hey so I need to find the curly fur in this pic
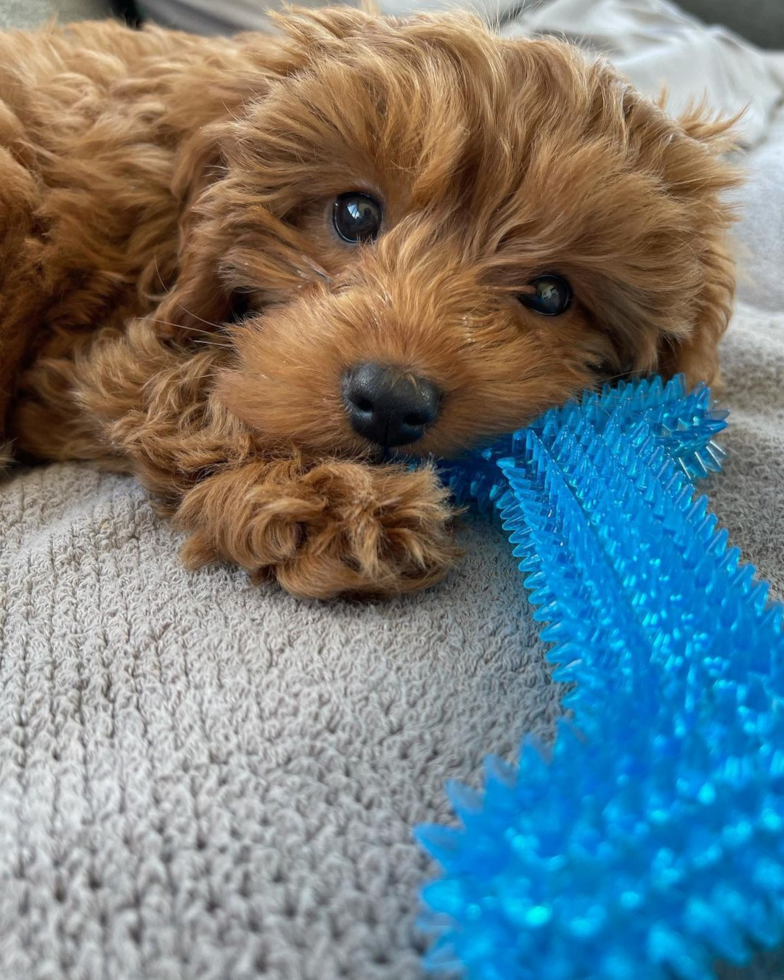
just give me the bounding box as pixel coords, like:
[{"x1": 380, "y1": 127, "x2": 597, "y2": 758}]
[{"x1": 0, "y1": 8, "x2": 739, "y2": 597}]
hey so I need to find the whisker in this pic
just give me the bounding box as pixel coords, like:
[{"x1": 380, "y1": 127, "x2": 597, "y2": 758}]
[
  {"x1": 152, "y1": 253, "x2": 169, "y2": 293},
  {"x1": 192, "y1": 338, "x2": 233, "y2": 350},
  {"x1": 298, "y1": 256, "x2": 333, "y2": 282},
  {"x1": 145, "y1": 317, "x2": 231, "y2": 343},
  {"x1": 176, "y1": 304, "x2": 226, "y2": 331},
  {"x1": 596, "y1": 368, "x2": 635, "y2": 386}
]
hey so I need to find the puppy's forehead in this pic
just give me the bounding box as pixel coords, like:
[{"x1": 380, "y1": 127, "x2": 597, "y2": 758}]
[
  {"x1": 234, "y1": 17, "x2": 713, "y2": 293},
  {"x1": 252, "y1": 30, "x2": 645, "y2": 208}
]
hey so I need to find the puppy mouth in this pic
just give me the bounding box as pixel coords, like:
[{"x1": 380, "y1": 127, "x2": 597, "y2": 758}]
[
  {"x1": 378, "y1": 445, "x2": 424, "y2": 464},
  {"x1": 350, "y1": 425, "x2": 443, "y2": 466},
  {"x1": 354, "y1": 441, "x2": 430, "y2": 466}
]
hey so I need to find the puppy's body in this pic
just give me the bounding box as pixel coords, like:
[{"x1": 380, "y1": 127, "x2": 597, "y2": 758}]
[
  {"x1": 0, "y1": 11, "x2": 737, "y2": 597},
  {"x1": 0, "y1": 21, "x2": 260, "y2": 434}
]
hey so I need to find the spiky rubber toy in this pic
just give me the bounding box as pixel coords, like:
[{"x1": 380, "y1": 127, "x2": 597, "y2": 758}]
[{"x1": 417, "y1": 376, "x2": 784, "y2": 980}]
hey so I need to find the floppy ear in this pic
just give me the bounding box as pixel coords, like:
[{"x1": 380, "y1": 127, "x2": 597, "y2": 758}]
[
  {"x1": 656, "y1": 109, "x2": 741, "y2": 386},
  {"x1": 152, "y1": 59, "x2": 274, "y2": 339},
  {"x1": 657, "y1": 230, "x2": 735, "y2": 387}
]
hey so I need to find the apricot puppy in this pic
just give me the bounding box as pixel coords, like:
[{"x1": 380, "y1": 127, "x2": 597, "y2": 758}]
[{"x1": 0, "y1": 8, "x2": 737, "y2": 598}]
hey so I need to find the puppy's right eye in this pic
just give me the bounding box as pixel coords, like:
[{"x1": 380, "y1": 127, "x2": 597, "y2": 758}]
[
  {"x1": 519, "y1": 274, "x2": 572, "y2": 317},
  {"x1": 333, "y1": 193, "x2": 382, "y2": 244}
]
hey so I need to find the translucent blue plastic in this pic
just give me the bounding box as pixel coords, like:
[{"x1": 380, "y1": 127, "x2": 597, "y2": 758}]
[
  {"x1": 438, "y1": 374, "x2": 727, "y2": 515},
  {"x1": 417, "y1": 375, "x2": 784, "y2": 980}
]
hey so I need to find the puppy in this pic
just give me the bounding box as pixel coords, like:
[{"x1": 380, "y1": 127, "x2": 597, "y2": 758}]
[{"x1": 0, "y1": 8, "x2": 738, "y2": 598}]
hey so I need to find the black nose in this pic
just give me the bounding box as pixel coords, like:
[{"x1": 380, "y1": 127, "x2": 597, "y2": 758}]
[{"x1": 342, "y1": 363, "x2": 441, "y2": 448}]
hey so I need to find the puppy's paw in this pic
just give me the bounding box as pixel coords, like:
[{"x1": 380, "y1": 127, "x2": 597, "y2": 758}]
[{"x1": 176, "y1": 458, "x2": 460, "y2": 598}]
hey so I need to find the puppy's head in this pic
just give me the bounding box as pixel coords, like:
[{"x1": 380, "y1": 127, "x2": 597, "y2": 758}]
[{"x1": 170, "y1": 7, "x2": 739, "y2": 459}]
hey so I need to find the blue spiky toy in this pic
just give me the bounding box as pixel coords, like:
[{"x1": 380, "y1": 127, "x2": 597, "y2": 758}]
[{"x1": 416, "y1": 375, "x2": 784, "y2": 980}]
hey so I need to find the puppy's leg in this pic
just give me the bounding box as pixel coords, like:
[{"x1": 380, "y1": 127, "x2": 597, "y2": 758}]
[
  {"x1": 12, "y1": 316, "x2": 252, "y2": 483},
  {"x1": 175, "y1": 456, "x2": 459, "y2": 599},
  {"x1": 15, "y1": 316, "x2": 458, "y2": 597}
]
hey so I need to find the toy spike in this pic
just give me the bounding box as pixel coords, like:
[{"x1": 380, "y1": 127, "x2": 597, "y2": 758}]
[{"x1": 418, "y1": 376, "x2": 784, "y2": 980}]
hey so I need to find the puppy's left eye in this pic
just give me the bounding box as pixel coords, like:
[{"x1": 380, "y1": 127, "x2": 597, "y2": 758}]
[
  {"x1": 333, "y1": 192, "x2": 382, "y2": 244},
  {"x1": 519, "y1": 274, "x2": 572, "y2": 316},
  {"x1": 228, "y1": 289, "x2": 256, "y2": 324}
]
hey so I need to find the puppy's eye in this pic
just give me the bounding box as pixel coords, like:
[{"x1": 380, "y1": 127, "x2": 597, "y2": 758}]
[
  {"x1": 228, "y1": 289, "x2": 255, "y2": 324},
  {"x1": 519, "y1": 274, "x2": 572, "y2": 316},
  {"x1": 333, "y1": 192, "x2": 382, "y2": 244}
]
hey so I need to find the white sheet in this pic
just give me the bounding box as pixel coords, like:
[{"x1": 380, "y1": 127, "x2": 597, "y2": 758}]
[
  {"x1": 733, "y1": 102, "x2": 784, "y2": 312},
  {"x1": 493, "y1": 0, "x2": 784, "y2": 147}
]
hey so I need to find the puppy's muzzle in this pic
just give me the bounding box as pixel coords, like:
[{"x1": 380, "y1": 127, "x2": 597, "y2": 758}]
[{"x1": 342, "y1": 362, "x2": 441, "y2": 448}]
